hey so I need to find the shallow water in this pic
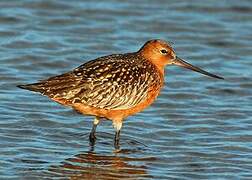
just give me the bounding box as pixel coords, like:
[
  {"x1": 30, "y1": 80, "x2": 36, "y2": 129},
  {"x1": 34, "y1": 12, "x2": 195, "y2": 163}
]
[{"x1": 1, "y1": 0, "x2": 252, "y2": 179}]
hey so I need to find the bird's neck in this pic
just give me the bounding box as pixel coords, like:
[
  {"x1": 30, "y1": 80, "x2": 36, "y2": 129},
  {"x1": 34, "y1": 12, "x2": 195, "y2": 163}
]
[{"x1": 138, "y1": 51, "x2": 166, "y2": 77}]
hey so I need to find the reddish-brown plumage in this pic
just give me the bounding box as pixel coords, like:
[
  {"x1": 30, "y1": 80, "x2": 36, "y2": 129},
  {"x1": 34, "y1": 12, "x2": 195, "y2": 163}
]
[{"x1": 18, "y1": 39, "x2": 223, "y2": 149}]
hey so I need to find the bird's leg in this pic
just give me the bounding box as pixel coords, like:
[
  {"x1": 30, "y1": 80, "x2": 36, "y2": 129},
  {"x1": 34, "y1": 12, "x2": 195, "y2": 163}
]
[
  {"x1": 89, "y1": 116, "x2": 100, "y2": 145},
  {"x1": 113, "y1": 120, "x2": 122, "y2": 150},
  {"x1": 114, "y1": 130, "x2": 121, "y2": 150}
]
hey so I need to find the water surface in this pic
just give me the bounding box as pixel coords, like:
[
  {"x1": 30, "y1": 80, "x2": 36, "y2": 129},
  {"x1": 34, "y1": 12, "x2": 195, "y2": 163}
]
[{"x1": 1, "y1": 0, "x2": 252, "y2": 179}]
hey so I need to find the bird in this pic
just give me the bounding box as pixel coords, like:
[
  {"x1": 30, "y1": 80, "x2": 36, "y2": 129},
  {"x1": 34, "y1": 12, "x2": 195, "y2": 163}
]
[{"x1": 18, "y1": 39, "x2": 224, "y2": 149}]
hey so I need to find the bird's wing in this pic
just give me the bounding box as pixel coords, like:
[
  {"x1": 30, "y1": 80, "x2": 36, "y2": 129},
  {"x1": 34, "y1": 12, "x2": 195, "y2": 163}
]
[
  {"x1": 77, "y1": 57, "x2": 159, "y2": 110},
  {"x1": 26, "y1": 54, "x2": 161, "y2": 110}
]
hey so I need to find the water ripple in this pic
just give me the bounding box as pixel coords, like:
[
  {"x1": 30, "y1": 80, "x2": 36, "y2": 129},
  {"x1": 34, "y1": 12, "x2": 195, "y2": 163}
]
[{"x1": 0, "y1": 0, "x2": 252, "y2": 179}]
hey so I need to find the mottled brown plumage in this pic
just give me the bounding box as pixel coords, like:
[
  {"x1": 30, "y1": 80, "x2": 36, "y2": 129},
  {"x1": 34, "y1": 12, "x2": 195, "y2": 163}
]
[
  {"x1": 29, "y1": 53, "x2": 162, "y2": 110},
  {"x1": 18, "y1": 39, "x2": 223, "y2": 149}
]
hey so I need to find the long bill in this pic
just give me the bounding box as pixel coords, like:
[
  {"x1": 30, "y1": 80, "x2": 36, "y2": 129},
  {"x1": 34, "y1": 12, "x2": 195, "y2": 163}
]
[{"x1": 173, "y1": 57, "x2": 224, "y2": 79}]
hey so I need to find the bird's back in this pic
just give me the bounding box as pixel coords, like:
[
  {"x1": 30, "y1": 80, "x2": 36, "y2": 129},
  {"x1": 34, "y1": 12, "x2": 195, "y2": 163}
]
[{"x1": 18, "y1": 53, "x2": 163, "y2": 110}]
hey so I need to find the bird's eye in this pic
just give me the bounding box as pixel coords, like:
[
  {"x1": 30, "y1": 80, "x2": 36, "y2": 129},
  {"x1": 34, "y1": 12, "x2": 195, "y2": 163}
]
[{"x1": 160, "y1": 49, "x2": 168, "y2": 54}]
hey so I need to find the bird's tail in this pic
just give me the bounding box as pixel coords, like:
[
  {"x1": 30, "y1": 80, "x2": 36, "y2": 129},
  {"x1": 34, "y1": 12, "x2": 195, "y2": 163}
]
[{"x1": 17, "y1": 83, "x2": 44, "y2": 93}]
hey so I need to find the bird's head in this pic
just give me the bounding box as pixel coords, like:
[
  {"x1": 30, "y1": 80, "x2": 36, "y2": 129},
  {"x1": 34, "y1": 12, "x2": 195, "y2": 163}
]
[{"x1": 139, "y1": 39, "x2": 224, "y2": 79}]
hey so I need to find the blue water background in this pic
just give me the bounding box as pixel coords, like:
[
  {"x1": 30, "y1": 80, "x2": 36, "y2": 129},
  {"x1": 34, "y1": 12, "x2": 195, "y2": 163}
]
[{"x1": 0, "y1": 0, "x2": 252, "y2": 179}]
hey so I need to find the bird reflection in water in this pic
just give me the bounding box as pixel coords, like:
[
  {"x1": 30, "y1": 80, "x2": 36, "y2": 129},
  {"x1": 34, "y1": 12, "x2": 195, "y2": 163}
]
[{"x1": 48, "y1": 151, "x2": 154, "y2": 179}]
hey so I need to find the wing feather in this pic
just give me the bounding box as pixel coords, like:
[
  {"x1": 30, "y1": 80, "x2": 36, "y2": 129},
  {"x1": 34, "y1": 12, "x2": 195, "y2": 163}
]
[{"x1": 23, "y1": 53, "x2": 162, "y2": 110}]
